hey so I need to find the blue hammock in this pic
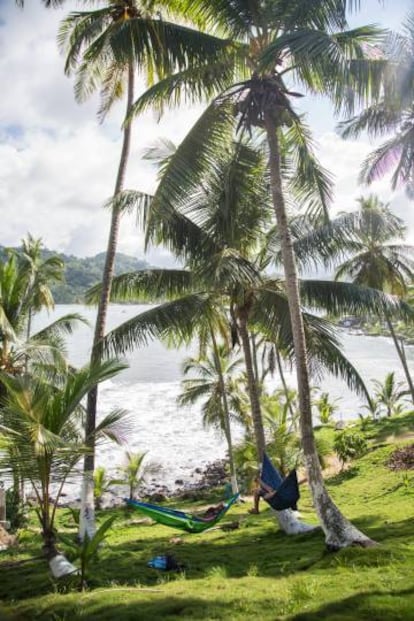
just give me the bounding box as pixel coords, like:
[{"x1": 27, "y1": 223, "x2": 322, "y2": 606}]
[{"x1": 260, "y1": 453, "x2": 299, "y2": 511}]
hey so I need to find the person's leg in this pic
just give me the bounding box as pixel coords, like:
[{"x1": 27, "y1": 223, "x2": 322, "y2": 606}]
[{"x1": 249, "y1": 488, "x2": 260, "y2": 514}]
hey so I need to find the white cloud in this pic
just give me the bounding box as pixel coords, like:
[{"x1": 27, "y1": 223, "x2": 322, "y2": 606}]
[
  {"x1": 0, "y1": 1, "x2": 205, "y2": 262},
  {"x1": 1, "y1": 0, "x2": 413, "y2": 265}
]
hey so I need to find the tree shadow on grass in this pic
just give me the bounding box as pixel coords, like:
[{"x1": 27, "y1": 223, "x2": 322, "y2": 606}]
[
  {"x1": 5, "y1": 594, "x2": 255, "y2": 621},
  {"x1": 364, "y1": 411, "x2": 414, "y2": 443},
  {"x1": 326, "y1": 466, "x2": 360, "y2": 486},
  {"x1": 289, "y1": 586, "x2": 414, "y2": 621},
  {"x1": 0, "y1": 513, "x2": 325, "y2": 603},
  {"x1": 353, "y1": 514, "x2": 414, "y2": 544},
  {"x1": 99, "y1": 514, "x2": 325, "y2": 581}
]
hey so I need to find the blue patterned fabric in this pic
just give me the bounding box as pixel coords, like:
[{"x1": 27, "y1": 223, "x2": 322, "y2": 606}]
[
  {"x1": 260, "y1": 454, "x2": 300, "y2": 511},
  {"x1": 261, "y1": 452, "x2": 283, "y2": 489}
]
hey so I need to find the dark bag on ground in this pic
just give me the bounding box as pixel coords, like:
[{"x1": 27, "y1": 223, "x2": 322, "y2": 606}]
[{"x1": 147, "y1": 554, "x2": 182, "y2": 571}]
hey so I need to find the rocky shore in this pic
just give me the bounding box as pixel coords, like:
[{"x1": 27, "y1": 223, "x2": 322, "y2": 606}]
[{"x1": 56, "y1": 459, "x2": 230, "y2": 510}]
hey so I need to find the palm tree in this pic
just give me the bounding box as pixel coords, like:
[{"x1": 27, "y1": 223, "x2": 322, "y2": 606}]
[
  {"x1": 0, "y1": 248, "x2": 84, "y2": 379},
  {"x1": 372, "y1": 372, "x2": 407, "y2": 417},
  {"x1": 0, "y1": 243, "x2": 86, "y2": 516},
  {"x1": 129, "y1": 0, "x2": 387, "y2": 548},
  {"x1": 339, "y1": 11, "x2": 414, "y2": 197},
  {"x1": 334, "y1": 196, "x2": 414, "y2": 404},
  {"x1": 117, "y1": 450, "x2": 147, "y2": 500},
  {"x1": 261, "y1": 390, "x2": 302, "y2": 476},
  {"x1": 0, "y1": 359, "x2": 127, "y2": 572},
  {"x1": 58, "y1": 0, "x2": 232, "y2": 538},
  {"x1": 178, "y1": 344, "x2": 245, "y2": 494},
  {"x1": 313, "y1": 391, "x2": 339, "y2": 425},
  {"x1": 86, "y1": 136, "x2": 412, "y2": 541},
  {"x1": 14, "y1": 235, "x2": 64, "y2": 342}
]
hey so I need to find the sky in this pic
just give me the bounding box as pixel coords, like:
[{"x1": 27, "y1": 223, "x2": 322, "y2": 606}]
[{"x1": 0, "y1": 0, "x2": 412, "y2": 265}]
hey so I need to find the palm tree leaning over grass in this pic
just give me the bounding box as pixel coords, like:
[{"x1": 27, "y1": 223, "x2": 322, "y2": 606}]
[
  {"x1": 0, "y1": 359, "x2": 127, "y2": 576},
  {"x1": 59, "y1": 0, "x2": 233, "y2": 539},
  {"x1": 86, "y1": 135, "x2": 413, "y2": 538},
  {"x1": 129, "y1": 0, "x2": 388, "y2": 548},
  {"x1": 339, "y1": 11, "x2": 414, "y2": 197}
]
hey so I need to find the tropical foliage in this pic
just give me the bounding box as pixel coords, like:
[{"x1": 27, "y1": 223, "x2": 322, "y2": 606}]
[
  {"x1": 372, "y1": 372, "x2": 408, "y2": 418},
  {"x1": 0, "y1": 246, "x2": 150, "y2": 304},
  {"x1": 334, "y1": 428, "x2": 368, "y2": 469},
  {"x1": 116, "y1": 450, "x2": 147, "y2": 500},
  {"x1": 10, "y1": 0, "x2": 414, "y2": 560},
  {"x1": 58, "y1": 0, "x2": 237, "y2": 537},
  {"x1": 0, "y1": 360, "x2": 127, "y2": 558},
  {"x1": 0, "y1": 238, "x2": 85, "y2": 379},
  {"x1": 127, "y1": 0, "x2": 394, "y2": 548},
  {"x1": 340, "y1": 11, "x2": 414, "y2": 197}
]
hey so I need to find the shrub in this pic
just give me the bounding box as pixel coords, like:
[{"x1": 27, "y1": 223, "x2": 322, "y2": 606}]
[{"x1": 334, "y1": 429, "x2": 368, "y2": 469}]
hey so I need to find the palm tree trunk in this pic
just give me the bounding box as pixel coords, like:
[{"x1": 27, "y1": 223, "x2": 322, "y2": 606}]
[
  {"x1": 210, "y1": 329, "x2": 239, "y2": 494},
  {"x1": 80, "y1": 63, "x2": 135, "y2": 541},
  {"x1": 384, "y1": 311, "x2": 414, "y2": 405},
  {"x1": 24, "y1": 309, "x2": 32, "y2": 375},
  {"x1": 250, "y1": 333, "x2": 261, "y2": 397},
  {"x1": 275, "y1": 347, "x2": 296, "y2": 420},
  {"x1": 264, "y1": 111, "x2": 375, "y2": 549},
  {"x1": 237, "y1": 313, "x2": 266, "y2": 460},
  {"x1": 238, "y1": 312, "x2": 315, "y2": 533}
]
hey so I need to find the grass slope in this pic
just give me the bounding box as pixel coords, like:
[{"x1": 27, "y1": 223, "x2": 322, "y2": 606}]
[{"x1": 1, "y1": 414, "x2": 413, "y2": 621}]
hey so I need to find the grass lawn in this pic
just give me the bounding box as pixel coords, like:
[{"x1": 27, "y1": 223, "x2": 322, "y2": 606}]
[{"x1": 1, "y1": 413, "x2": 414, "y2": 621}]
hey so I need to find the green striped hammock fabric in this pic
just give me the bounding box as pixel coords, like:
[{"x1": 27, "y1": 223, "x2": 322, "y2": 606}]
[{"x1": 127, "y1": 493, "x2": 239, "y2": 534}]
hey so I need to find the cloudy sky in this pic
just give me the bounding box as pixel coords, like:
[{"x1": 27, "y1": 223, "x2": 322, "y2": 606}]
[{"x1": 0, "y1": 0, "x2": 412, "y2": 265}]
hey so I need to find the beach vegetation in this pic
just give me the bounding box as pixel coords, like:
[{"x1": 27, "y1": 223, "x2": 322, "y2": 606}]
[{"x1": 1, "y1": 413, "x2": 414, "y2": 619}]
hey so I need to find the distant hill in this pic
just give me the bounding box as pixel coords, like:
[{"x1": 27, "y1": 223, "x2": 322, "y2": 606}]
[{"x1": 0, "y1": 246, "x2": 150, "y2": 303}]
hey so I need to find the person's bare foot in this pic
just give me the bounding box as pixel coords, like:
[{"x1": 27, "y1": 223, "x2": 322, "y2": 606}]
[{"x1": 248, "y1": 508, "x2": 259, "y2": 514}]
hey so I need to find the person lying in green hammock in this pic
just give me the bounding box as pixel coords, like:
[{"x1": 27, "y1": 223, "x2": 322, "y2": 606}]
[{"x1": 195, "y1": 502, "x2": 225, "y2": 521}]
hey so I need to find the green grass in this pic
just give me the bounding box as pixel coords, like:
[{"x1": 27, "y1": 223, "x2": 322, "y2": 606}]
[{"x1": 1, "y1": 414, "x2": 414, "y2": 621}]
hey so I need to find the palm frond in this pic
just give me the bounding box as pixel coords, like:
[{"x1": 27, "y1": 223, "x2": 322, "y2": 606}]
[
  {"x1": 127, "y1": 56, "x2": 244, "y2": 120},
  {"x1": 104, "y1": 189, "x2": 153, "y2": 229},
  {"x1": 145, "y1": 98, "x2": 235, "y2": 253},
  {"x1": 32, "y1": 313, "x2": 89, "y2": 342},
  {"x1": 282, "y1": 118, "x2": 334, "y2": 221},
  {"x1": 360, "y1": 120, "x2": 414, "y2": 194},
  {"x1": 94, "y1": 409, "x2": 129, "y2": 446},
  {"x1": 85, "y1": 269, "x2": 195, "y2": 304},
  {"x1": 100, "y1": 294, "x2": 214, "y2": 357},
  {"x1": 338, "y1": 102, "x2": 402, "y2": 139},
  {"x1": 300, "y1": 279, "x2": 414, "y2": 322}
]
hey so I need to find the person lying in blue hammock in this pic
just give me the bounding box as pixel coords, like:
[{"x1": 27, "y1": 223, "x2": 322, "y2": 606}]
[
  {"x1": 249, "y1": 475, "x2": 275, "y2": 514},
  {"x1": 249, "y1": 454, "x2": 306, "y2": 514}
]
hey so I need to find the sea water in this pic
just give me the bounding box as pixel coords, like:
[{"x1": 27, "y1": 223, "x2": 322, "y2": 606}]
[{"x1": 32, "y1": 304, "x2": 414, "y2": 492}]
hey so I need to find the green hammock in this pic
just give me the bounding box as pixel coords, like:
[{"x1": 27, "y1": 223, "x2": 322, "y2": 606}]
[{"x1": 127, "y1": 493, "x2": 239, "y2": 534}]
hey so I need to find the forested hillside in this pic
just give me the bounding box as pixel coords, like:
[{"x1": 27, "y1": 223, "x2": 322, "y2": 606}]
[{"x1": 0, "y1": 246, "x2": 149, "y2": 303}]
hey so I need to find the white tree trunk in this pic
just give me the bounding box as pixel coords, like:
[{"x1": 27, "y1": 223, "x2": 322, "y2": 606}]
[
  {"x1": 80, "y1": 64, "x2": 135, "y2": 539},
  {"x1": 264, "y1": 113, "x2": 375, "y2": 549},
  {"x1": 230, "y1": 474, "x2": 239, "y2": 496},
  {"x1": 272, "y1": 508, "x2": 317, "y2": 535},
  {"x1": 79, "y1": 471, "x2": 96, "y2": 541},
  {"x1": 49, "y1": 554, "x2": 79, "y2": 578}
]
